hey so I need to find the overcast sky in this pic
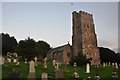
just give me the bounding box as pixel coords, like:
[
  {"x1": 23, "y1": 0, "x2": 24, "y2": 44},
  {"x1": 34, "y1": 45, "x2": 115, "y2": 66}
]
[{"x1": 1, "y1": 2, "x2": 119, "y2": 53}]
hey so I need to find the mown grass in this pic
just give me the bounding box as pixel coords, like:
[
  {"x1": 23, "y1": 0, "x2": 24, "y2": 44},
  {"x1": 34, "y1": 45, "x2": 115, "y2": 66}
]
[{"x1": 2, "y1": 60, "x2": 120, "y2": 79}]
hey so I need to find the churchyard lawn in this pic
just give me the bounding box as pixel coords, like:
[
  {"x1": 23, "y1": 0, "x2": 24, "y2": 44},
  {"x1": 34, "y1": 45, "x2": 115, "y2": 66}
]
[{"x1": 2, "y1": 60, "x2": 120, "y2": 79}]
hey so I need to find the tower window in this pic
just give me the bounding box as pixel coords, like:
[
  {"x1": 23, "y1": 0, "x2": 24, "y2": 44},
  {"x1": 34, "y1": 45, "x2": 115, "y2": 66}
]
[{"x1": 87, "y1": 25, "x2": 89, "y2": 28}]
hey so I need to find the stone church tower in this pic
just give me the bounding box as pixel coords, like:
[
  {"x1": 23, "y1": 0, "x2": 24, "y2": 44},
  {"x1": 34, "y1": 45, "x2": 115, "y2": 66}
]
[{"x1": 72, "y1": 11, "x2": 100, "y2": 65}]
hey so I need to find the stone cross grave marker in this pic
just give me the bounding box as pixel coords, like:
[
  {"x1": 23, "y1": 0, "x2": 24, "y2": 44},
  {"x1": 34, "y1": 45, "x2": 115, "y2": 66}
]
[
  {"x1": 41, "y1": 72, "x2": 48, "y2": 80},
  {"x1": 55, "y1": 62, "x2": 61, "y2": 70},
  {"x1": 73, "y1": 62, "x2": 79, "y2": 78}
]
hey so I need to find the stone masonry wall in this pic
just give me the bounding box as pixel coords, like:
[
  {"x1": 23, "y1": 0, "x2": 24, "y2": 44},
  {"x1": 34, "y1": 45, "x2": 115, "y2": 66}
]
[{"x1": 72, "y1": 11, "x2": 100, "y2": 64}]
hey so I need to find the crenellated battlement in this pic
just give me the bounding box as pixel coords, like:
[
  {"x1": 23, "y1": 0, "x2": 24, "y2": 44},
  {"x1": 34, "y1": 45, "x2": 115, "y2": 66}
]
[
  {"x1": 79, "y1": 11, "x2": 92, "y2": 16},
  {"x1": 72, "y1": 10, "x2": 93, "y2": 16}
]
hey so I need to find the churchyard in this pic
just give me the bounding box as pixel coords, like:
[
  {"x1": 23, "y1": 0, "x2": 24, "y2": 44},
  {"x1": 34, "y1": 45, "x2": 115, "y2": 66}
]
[{"x1": 1, "y1": 53, "x2": 120, "y2": 79}]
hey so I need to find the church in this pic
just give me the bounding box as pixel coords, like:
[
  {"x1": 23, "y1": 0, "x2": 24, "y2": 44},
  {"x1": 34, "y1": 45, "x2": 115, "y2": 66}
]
[
  {"x1": 47, "y1": 42, "x2": 71, "y2": 64},
  {"x1": 47, "y1": 11, "x2": 100, "y2": 65}
]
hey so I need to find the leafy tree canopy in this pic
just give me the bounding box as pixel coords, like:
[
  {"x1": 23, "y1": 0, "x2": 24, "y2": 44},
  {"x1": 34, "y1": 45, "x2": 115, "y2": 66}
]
[
  {"x1": 1, "y1": 33, "x2": 18, "y2": 55},
  {"x1": 99, "y1": 47, "x2": 120, "y2": 63}
]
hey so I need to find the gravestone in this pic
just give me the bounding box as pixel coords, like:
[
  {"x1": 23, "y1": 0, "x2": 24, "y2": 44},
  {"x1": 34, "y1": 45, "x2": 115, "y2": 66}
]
[
  {"x1": 28, "y1": 60, "x2": 36, "y2": 79},
  {"x1": 43, "y1": 57, "x2": 47, "y2": 68},
  {"x1": 112, "y1": 63, "x2": 115, "y2": 67},
  {"x1": 103, "y1": 62, "x2": 105, "y2": 67},
  {"x1": 34, "y1": 57, "x2": 38, "y2": 66},
  {"x1": 108, "y1": 62, "x2": 111, "y2": 66},
  {"x1": 64, "y1": 60, "x2": 69, "y2": 72},
  {"x1": 7, "y1": 52, "x2": 10, "y2": 57},
  {"x1": 41, "y1": 72, "x2": 48, "y2": 80},
  {"x1": 86, "y1": 63, "x2": 90, "y2": 73},
  {"x1": 105, "y1": 62, "x2": 108, "y2": 67},
  {"x1": 115, "y1": 63, "x2": 118, "y2": 69},
  {"x1": 25, "y1": 59, "x2": 27, "y2": 63},
  {"x1": 29, "y1": 60, "x2": 35, "y2": 73},
  {"x1": 8, "y1": 69, "x2": 20, "y2": 78},
  {"x1": 73, "y1": 72, "x2": 79, "y2": 78},
  {"x1": 14, "y1": 53, "x2": 18, "y2": 57},
  {"x1": 55, "y1": 62, "x2": 61, "y2": 70},
  {"x1": 13, "y1": 59, "x2": 17, "y2": 63},
  {"x1": 52, "y1": 60, "x2": 56, "y2": 66},
  {"x1": 2, "y1": 57, "x2": 4, "y2": 64},
  {"x1": 16, "y1": 62, "x2": 19, "y2": 65},
  {"x1": 28, "y1": 73, "x2": 36, "y2": 80},
  {"x1": 55, "y1": 69, "x2": 64, "y2": 78},
  {"x1": 7, "y1": 58, "x2": 11, "y2": 62},
  {"x1": 73, "y1": 62, "x2": 79, "y2": 78},
  {"x1": 4, "y1": 58, "x2": 8, "y2": 64}
]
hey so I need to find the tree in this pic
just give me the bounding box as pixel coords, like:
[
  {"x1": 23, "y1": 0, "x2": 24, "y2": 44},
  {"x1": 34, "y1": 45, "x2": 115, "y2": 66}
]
[
  {"x1": 17, "y1": 37, "x2": 51, "y2": 60},
  {"x1": 17, "y1": 37, "x2": 37, "y2": 60},
  {"x1": 36, "y1": 40, "x2": 50, "y2": 59},
  {"x1": 70, "y1": 52, "x2": 89, "y2": 66},
  {"x1": 1, "y1": 33, "x2": 18, "y2": 55},
  {"x1": 99, "y1": 47, "x2": 117, "y2": 63}
]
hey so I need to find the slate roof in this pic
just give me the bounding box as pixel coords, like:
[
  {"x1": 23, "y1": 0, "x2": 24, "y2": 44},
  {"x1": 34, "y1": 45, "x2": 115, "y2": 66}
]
[{"x1": 47, "y1": 44, "x2": 71, "y2": 54}]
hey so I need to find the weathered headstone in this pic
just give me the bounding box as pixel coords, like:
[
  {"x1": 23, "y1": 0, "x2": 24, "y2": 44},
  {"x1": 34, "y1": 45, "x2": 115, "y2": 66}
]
[
  {"x1": 64, "y1": 60, "x2": 69, "y2": 72},
  {"x1": 2, "y1": 57, "x2": 4, "y2": 64},
  {"x1": 15, "y1": 53, "x2": 18, "y2": 57},
  {"x1": 108, "y1": 62, "x2": 111, "y2": 66},
  {"x1": 16, "y1": 62, "x2": 20, "y2": 65},
  {"x1": 29, "y1": 60, "x2": 35, "y2": 73},
  {"x1": 55, "y1": 70, "x2": 64, "y2": 78},
  {"x1": 105, "y1": 62, "x2": 108, "y2": 67},
  {"x1": 73, "y1": 72, "x2": 79, "y2": 78},
  {"x1": 41, "y1": 72, "x2": 48, "y2": 80},
  {"x1": 13, "y1": 59, "x2": 17, "y2": 63},
  {"x1": 8, "y1": 69, "x2": 20, "y2": 78},
  {"x1": 115, "y1": 63, "x2": 118, "y2": 69},
  {"x1": 43, "y1": 57, "x2": 47, "y2": 68},
  {"x1": 34, "y1": 57, "x2": 38, "y2": 66},
  {"x1": 86, "y1": 63, "x2": 90, "y2": 73},
  {"x1": 7, "y1": 58, "x2": 11, "y2": 62},
  {"x1": 25, "y1": 59, "x2": 27, "y2": 63},
  {"x1": 103, "y1": 62, "x2": 106, "y2": 67},
  {"x1": 55, "y1": 62, "x2": 61, "y2": 70},
  {"x1": 28, "y1": 73, "x2": 36, "y2": 80},
  {"x1": 112, "y1": 63, "x2": 115, "y2": 67},
  {"x1": 52, "y1": 60, "x2": 56, "y2": 66},
  {"x1": 7, "y1": 52, "x2": 10, "y2": 57},
  {"x1": 28, "y1": 60, "x2": 36, "y2": 79}
]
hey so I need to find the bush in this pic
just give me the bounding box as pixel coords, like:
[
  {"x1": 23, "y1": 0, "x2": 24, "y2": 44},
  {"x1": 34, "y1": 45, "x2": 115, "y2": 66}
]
[{"x1": 70, "y1": 53, "x2": 89, "y2": 66}]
